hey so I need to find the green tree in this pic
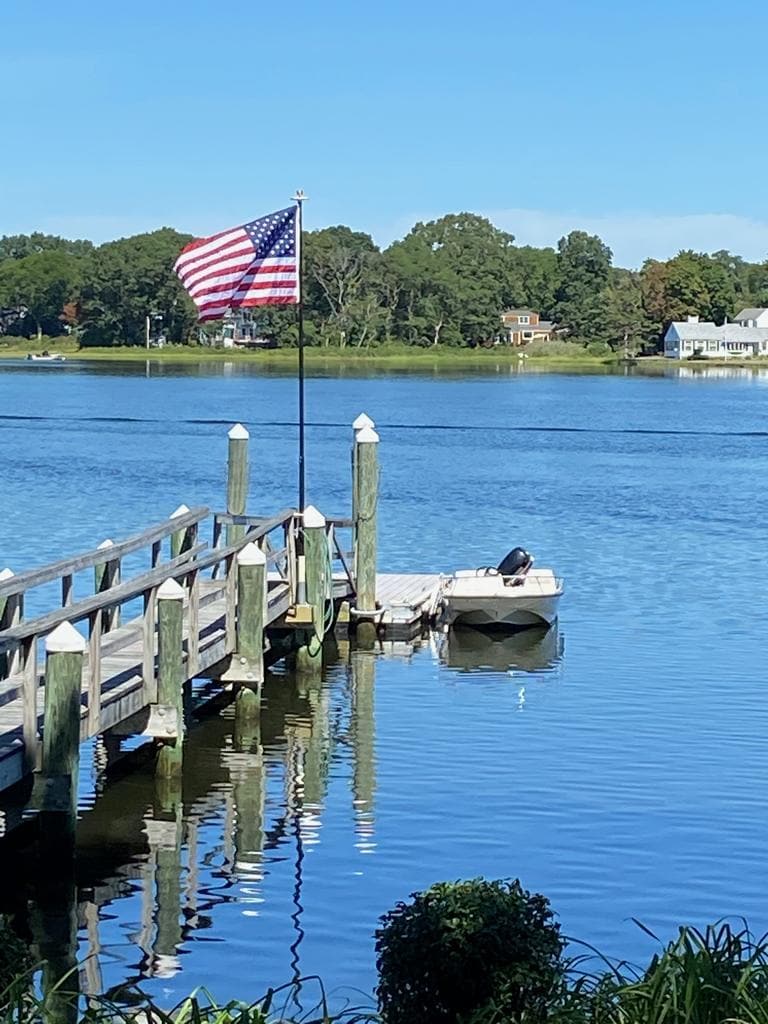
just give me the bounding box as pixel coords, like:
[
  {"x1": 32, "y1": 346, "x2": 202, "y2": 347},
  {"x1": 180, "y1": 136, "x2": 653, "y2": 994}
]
[
  {"x1": 600, "y1": 270, "x2": 646, "y2": 351},
  {"x1": 80, "y1": 228, "x2": 196, "y2": 345},
  {"x1": 505, "y1": 245, "x2": 559, "y2": 317},
  {"x1": 0, "y1": 233, "x2": 93, "y2": 262},
  {"x1": 554, "y1": 230, "x2": 613, "y2": 341},
  {"x1": 387, "y1": 213, "x2": 516, "y2": 346},
  {"x1": 0, "y1": 250, "x2": 82, "y2": 338},
  {"x1": 304, "y1": 226, "x2": 384, "y2": 347}
]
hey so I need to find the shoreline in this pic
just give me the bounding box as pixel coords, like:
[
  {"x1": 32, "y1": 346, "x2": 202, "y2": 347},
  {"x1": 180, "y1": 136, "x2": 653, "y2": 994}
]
[{"x1": 3, "y1": 344, "x2": 768, "y2": 373}]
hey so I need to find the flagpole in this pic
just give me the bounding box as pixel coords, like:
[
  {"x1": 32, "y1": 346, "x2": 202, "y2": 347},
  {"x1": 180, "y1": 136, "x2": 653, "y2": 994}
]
[{"x1": 292, "y1": 189, "x2": 307, "y2": 512}]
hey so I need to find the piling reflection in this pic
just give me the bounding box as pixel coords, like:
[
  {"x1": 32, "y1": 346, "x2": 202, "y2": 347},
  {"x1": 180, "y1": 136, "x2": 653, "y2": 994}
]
[
  {"x1": 439, "y1": 624, "x2": 563, "y2": 674},
  {"x1": 349, "y1": 649, "x2": 376, "y2": 852},
  {"x1": 3, "y1": 640, "x2": 379, "y2": 1006}
]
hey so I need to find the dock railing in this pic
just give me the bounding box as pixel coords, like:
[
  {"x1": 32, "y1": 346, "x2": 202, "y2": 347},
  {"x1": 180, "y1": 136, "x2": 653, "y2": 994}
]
[{"x1": 0, "y1": 507, "x2": 299, "y2": 779}]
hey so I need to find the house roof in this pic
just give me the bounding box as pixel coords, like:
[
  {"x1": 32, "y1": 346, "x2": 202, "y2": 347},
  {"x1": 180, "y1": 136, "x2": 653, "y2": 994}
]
[
  {"x1": 502, "y1": 309, "x2": 538, "y2": 316},
  {"x1": 667, "y1": 321, "x2": 768, "y2": 343},
  {"x1": 668, "y1": 321, "x2": 722, "y2": 340},
  {"x1": 734, "y1": 308, "x2": 768, "y2": 321},
  {"x1": 507, "y1": 321, "x2": 554, "y2": 331}
]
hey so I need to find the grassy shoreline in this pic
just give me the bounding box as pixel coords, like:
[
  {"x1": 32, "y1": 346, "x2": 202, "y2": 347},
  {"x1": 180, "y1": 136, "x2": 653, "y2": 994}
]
[
  {"x1": 3, "y1": 342, "x2": 768, "y2": 372},
  {"x1": 0, "y1": 340, "x2": 607, "y2": 365}
]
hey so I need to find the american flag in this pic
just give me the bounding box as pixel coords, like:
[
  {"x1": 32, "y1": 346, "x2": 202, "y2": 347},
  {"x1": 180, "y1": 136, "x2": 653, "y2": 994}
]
[{"x1": 174, "y1": 206, "x2": 299, "y2": 322}]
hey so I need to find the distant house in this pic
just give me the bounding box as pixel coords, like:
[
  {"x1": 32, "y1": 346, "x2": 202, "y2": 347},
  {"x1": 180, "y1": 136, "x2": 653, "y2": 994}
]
[
  {"x1": 733, "y1": 308, "x2": 768, "y2": 328},
  {"x1": 207, "y1": 311, "x2": 277, "y2": 349},
  {"x1": 501, "y1": 309, "x2": 556, "y2": 346},
  {"x1": 664, "y1": 312, "x2": 768, "y2": 359}
]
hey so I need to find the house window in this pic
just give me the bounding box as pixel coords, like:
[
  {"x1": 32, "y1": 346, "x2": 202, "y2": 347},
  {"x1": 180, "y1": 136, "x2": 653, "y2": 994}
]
[
  {"x1": 518, "y1": 315, "x2": 530, "y2": 325},
  {"x1": 707, "y1": 341, "x2": 717, "y2": 351},
  {"x1": 523, "y1": 331, "x2": 533, "y2": 340}
]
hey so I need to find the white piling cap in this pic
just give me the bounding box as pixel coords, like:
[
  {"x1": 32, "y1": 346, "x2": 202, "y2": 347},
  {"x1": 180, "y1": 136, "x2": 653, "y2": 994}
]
[
  {"x1": 169, "y1": 504, "x2": 190, "y2": 519},
  {"x1": 46, "y1": 622, "x2": 86, "y2": 654},
  {"x1": 97, "y1": 538, "x2": 114, "y2": 550},
  {"x1": 353, "y1": 413, "x2": 375, "y2": 431},
  {"x1": 228, "y1": 423, "x2": 249, "y2": 440},
  {"x1": 356, "y1": 426, "x2": 380, "y2": 444},
  {"x1": 0, "y1": 568, "x2": 14, "y2": 581},
  {"x1": 302, "y1": 504, "x2": 326, "y2": 528},
  {"x1": 157, "y1": 578, "x2": 185, "y2": 600},
  {"x1": 237, "y1": 541, "x2": 266, "y2": 566}
]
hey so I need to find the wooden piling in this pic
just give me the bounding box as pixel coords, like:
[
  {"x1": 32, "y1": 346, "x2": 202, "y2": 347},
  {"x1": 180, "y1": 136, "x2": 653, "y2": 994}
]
[
  {"x1": 354, "y1": 425, "x2": 380, "y2": 642},
  {"x1": 296, "y1": 505, "x2": 327, "y2": 673},
  {"x1": 156, "y1": 578, "x2": 185, "y2": 778},
  {"x1": 351, "y1": 413, "x2": 375, "y2": 535},
  {"x1": 227, "y1": 423, "x2": 249, "y2": 545},
  {"x1": 94, "y1": 539, "x2": 120, "y2": 631},
  {"x1": 40, "y1": 622, "x2": 86, "y2": 849},
  {"x1": 233, "y1": 542, "x2": 266, "y2": 721}
]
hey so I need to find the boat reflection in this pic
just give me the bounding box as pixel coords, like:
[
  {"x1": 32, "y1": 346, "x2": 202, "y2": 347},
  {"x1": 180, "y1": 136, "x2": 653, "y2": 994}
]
[{"x1": 439, "y1": 624, "x2": 563, "y2": 674}]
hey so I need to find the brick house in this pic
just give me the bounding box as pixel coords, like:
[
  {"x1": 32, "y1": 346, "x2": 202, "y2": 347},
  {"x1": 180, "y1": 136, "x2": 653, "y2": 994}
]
[{"x1": 501, "y1": 309, "x2": 555, "y2": 346}]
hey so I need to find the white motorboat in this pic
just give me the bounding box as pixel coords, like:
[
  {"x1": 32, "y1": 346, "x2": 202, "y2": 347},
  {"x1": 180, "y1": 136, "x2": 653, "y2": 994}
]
[
  {"x1": 440, "y1": 547, "x2": 563, "y2": 630},
  {"x1": 26, "y1": 352, "x2": 66, "y2": 362}
]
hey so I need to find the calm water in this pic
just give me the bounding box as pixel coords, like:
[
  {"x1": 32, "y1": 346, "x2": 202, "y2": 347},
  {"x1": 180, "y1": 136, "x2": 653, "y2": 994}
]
[{"x1": 1, "y1": 358, "x2": 768, "y2": 1006}]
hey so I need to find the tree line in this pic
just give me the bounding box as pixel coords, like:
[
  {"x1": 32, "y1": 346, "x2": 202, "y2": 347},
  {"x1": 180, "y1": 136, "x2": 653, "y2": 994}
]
[{"x1": 1, "y1": 216, "x2": 767, "y2": 351}]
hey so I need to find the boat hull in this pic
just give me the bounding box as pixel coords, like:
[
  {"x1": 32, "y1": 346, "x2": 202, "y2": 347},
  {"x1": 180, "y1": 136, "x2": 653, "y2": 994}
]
[{"x1": 441, "y1": 569, "x2": 562, "y2": 629}]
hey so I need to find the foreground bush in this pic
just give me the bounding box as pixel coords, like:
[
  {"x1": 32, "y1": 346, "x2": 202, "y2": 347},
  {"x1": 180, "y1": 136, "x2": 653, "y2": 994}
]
[{"x1": 375, "y1": 878, "x2": 565, "y2": 1024}]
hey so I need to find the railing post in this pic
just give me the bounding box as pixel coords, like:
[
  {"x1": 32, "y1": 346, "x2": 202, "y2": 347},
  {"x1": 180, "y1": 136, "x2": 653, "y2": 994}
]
[
  {"x1": 40, "y1": 622, "x2": 86, "y2": 851},
  {"x1": 94, "y1": 538, "x2": 121, "y2": 631},
  {"x1": 0, "y1": 567, "x2": 16, "y2": 679},
  {"x1": 296, "y1": 505, "x2": 327, "y2": 674},
  {"x1": 353, "y1": 425, "x2": 380, "y2": 644},
  {"x1": 227, "y1": 423, "x2": 250, "y2": 545},
  {"x1": 169, "y1": 505, "x2": 191, "y2": 559},
  {"x1": 156, "y1": 579, "x2": 185, "y2": 779}
]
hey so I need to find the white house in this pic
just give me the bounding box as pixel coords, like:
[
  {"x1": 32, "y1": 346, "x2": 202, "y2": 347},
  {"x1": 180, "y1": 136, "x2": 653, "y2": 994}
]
[
  {"x1": 664, "y1": 312, "x2": 768, "y2": 359},
  {"x1": 734, "y1": 308, "x2": 768, "y2": 328}
]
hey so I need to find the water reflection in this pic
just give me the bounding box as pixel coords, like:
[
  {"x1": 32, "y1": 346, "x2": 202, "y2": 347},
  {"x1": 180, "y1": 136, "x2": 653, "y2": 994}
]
[
  {"x1": 438, "y1": 624, "x2": 563, "y2": 674},
  {"x1": 2, "y1": 642, "x2": 380, "y2": 1004}
]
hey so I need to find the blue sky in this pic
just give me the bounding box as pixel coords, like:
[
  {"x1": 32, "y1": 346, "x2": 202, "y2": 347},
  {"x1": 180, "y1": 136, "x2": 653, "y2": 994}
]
[{"x1": 2, "y1": 0, "x2": 767, "y2": 267}]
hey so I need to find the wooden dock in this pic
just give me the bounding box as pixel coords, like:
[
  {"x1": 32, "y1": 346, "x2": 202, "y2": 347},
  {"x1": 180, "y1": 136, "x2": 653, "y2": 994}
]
[{"x1": 0, "y1": 417, "x2": 445, "y2": 833}]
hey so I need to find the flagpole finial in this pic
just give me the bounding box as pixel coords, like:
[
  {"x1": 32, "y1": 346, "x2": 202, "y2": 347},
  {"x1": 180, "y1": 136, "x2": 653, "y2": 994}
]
[{"x1": 292, "y1": 189, "x2": 308, "y2": 203}]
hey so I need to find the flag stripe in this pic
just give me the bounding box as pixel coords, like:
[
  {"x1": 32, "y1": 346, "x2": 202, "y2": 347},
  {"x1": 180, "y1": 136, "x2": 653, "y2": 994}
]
[
  {"x1": 174, "y1": 227, "x2": 247, "y2": 270},
  {"x1": 199, "y1": 290, "x2": 299, "y2": 317},
  {"x1": 188, "y1": 267, "x2": 297, "y2": 300},
  {"x1": 183, "y1": 256, "x2": 295, "y2": 293},
  {"x1": 197, "y1": 283, "x2": 298, "y2": 312},
  {"x1": 176, "y1": 240, "x2": 255, "y2": 284}
]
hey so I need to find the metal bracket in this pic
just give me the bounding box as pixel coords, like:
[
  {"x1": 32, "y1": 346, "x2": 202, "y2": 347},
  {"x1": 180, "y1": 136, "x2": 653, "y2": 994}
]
[
  {"x1": 109, "y1": 703, "x2": 179, "y2": 739},
  {"x1": 282, "y1": 603, "x2": 315, "y2": 626},
  {"x1": 216, "y1": 654, "x2": 264, "y2": 685}
]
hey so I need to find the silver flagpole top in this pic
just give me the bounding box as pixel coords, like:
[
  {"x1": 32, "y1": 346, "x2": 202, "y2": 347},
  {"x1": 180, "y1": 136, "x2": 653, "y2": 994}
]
[{"x1": 292, "y1": 189, "x2": 308, "y2": 202}]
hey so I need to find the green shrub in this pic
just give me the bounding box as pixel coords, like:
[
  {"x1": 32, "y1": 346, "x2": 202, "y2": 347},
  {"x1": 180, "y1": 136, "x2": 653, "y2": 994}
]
[
  {"x1": 521, "y1": 340, "x2": 596, "y2": 359},
  {"x1": 375, "y1": 878, "x2": 566, "y2": 1024}
]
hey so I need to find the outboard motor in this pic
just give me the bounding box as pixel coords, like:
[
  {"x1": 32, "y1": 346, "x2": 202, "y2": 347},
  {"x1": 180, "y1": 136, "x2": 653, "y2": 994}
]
[{"x1": 496, "y1": 547, "x2": 533, "y2": 577}]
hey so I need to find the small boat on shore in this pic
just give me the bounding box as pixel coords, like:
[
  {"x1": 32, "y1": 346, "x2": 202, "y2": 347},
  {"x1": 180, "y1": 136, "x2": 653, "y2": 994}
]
[
  {"x1": 26, "y1": 351, "x2": 66, "y2": 362},
  {"x1": 440, "y1": 547, "x2": 563, "y2": 630}
]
